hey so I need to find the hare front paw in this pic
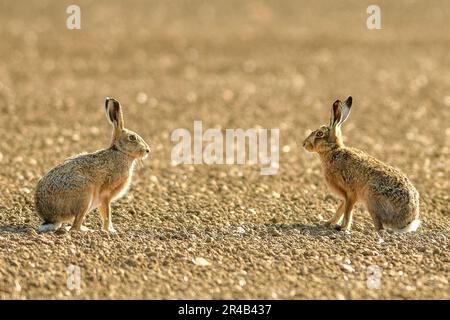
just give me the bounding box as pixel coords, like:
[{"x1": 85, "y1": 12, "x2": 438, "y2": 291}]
[
  {"x1": 102, "y1": 226, "x2": 117, "y2": 234},
  {"x1": 70, "y1": 225, "x2": 91, "y2": 232},
  {"x1": 323, "y1": 220, "x2": 340, "y2": 229},
  {"x1": 108, "y1": 227, "x2": 117, "y2": 234},
  {"x1": 334, "y1": 224, "x2": 351, "y2": 233}
]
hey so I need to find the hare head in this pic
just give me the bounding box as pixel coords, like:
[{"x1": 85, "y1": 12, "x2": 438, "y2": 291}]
[
  {"x1": 303, "y1": 96, "x2": 352, "y2": 153},
  {"x1": 105, "y1": 97, "x2": 150, "y2": 159}
]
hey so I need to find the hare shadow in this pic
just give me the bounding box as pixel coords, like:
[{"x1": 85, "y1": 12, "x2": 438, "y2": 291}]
[
  {"x1": 270, "y1": 222, "x2": 342, "y2": 237},
  {"x1": 0, "y1": 224, "x2": 35, "y2": 235}
]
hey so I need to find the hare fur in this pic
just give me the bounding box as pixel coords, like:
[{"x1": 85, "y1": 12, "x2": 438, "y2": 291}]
[
  {"x1": 35, "y1": 97, "x2": 150, "y2": 233},
  {"x1": 303, "y1": 97, "x2": 420, "y2": 232}
]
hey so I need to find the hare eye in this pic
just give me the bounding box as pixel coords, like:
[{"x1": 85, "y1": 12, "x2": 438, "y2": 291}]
[
  {"x1": 128, "y1": 134, "x2": 137, "y2": 142},
  {"x1": 316, "y1": 131, "x2": 324, "y2": 138}
]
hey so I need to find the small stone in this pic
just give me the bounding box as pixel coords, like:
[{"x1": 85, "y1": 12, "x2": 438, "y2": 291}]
[
  {"x1": 149, "y1": 176, "x2": 158, "y2": 183},
  {"x1": 236, "y1": 226, "x2": 246, "y2": 234},
  {"x1": 14, "y1": 280, "x2": 21, "y2": 292},
  {"x1": 27, "y1": 228, "x2": 38, "y2": 236},
  {"x1": 90, "y1": 126, "x2": 100, "y2": 135},
  {"x1": 336, "y1": 292, "x2": 346, "y2": 300},
  {"x1": 282, "y1": 145, "x2": 291, "y2": 153},
  {"x1": 270, "y1": 228, "x2": 282, "y2": 236},
  {"x1": 125, "y1": 258, "x2": 138, "y2": 267},
  {"x1": 20, "y1": 187, "x2": 31, "y2": 194},
  {"x1": 136, "y1": 92, "x2": 148, "y2": 104},
  {"x1": 342, "y1": 264, "x2": 355, "y2": 273},
  {"x1": 272, "y1": 191, "x2": 281, "y2": 199},
  {"x1": 193, "y1": 257, "x2": 211, "y2": 267}
]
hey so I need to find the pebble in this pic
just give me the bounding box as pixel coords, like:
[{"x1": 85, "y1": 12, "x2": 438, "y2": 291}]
[
  {"x1": 136, "y1": 92, "x2": 148, "y2": 104},
  {"x1": 236, "y1": 226, "x2": 246, "y2": 234},
  {"x1": 282, "y1": 145, "x2": 291, "y2": 153},
  {"x1": 149, "y1": 176, "x2": 158, "y2": 183},
  {"x1": 14, "y1": 280, "x2": 21, "y2": 292},
  {"x1": 125, "y1": 258, "x2": 138, "y2": 267},
  {"x1": 90, "y1": 127, "x2": 100, "y2": 135},
  {"x1": 20, "y1": 187, "x2": 31, "y2": 194},
  {"x1": 193, "y1": 257, "x2": 211, "y2": 267},
  {"x1": 341, "y1": 264, "x2": 355, "y2": 273}
]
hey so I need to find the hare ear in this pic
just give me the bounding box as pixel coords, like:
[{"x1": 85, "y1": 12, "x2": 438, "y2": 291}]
[
  {"x1": 330, "y1": 99, "x2": 342, "y2": 127},
  {"x1": 105, "y1": 97, "x2": 124, "y2": 132},
  {"x1": 339, "y1": 96, "x2": 352, "y2": 125}
]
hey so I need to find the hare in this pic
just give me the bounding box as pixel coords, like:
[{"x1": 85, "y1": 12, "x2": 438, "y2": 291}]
[
  {"x1": 302, "y1": 96, "x2": 420, "y2": 232},
  {"x1": 35, "y1": 97, "x2": 150, "y2": 233}
]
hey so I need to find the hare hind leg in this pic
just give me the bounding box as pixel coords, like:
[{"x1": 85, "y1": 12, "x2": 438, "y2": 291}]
[
  {"x1": 325, "y1": 201, "x2": 345, "y2": 226},
  {"x1": 70, "y1": 193, "x2": 93, "y2": 231},
  {"x1": 366, "y1": 200, "x2": 385, "y2": 231}
]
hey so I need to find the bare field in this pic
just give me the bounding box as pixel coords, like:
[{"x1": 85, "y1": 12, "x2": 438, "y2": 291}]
[{"x1": 0, "y1": 0, "x2": 449, "y2": 299}]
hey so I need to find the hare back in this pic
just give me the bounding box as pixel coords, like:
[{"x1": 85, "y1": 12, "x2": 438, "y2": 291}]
[
  {"x1": 35, "y1": 148, "x2": 134, "y2": 221},
  {"x1": 323, "y1": 147, "x2": 418, "y2": 204}
]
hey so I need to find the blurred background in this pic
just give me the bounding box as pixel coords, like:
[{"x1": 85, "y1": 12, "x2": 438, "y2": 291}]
[{"x1": 0, "y1": 0, "x2": 448, "y2": 299}]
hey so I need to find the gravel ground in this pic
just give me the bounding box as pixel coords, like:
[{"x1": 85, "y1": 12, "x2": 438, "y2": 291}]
[{"x1": 0, "y1": 0, "x2": 449, "y2": 299}]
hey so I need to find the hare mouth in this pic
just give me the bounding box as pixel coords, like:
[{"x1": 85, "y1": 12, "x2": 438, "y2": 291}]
[{"x1": 303, "y1": 141, "x2": 313, "y2": 151}]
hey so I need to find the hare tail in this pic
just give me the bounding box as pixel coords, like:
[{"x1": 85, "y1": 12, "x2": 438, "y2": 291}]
[
  {"x1": 386, "y1": 219, "x2": 421, "y2": 233},
  {"x1": 38, "y1": 221, "x2": 62, "y2": 233}
]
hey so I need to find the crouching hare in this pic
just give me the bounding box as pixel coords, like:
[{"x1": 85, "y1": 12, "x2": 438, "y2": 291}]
[
  {"x1": 303, "y1": 97, "x2": 420, "y2": 232},
  {"x1": 35, "y1": 97, "x2": 150, "y2": 233}
]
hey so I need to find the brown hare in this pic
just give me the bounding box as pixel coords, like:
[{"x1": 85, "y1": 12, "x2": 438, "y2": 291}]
[
  {"x1": 35, "y1": 97, "x2": 150, "y2": 233},
  {"x1": 303, "y1": 97, "x2": 420, "y2": 232}
]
